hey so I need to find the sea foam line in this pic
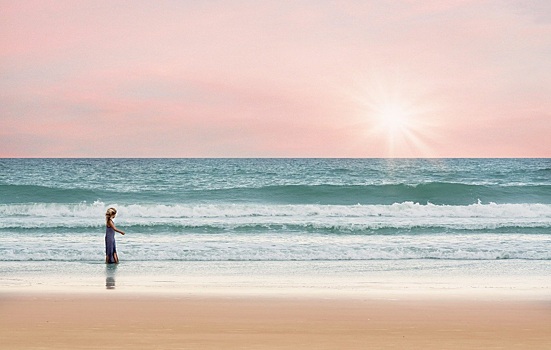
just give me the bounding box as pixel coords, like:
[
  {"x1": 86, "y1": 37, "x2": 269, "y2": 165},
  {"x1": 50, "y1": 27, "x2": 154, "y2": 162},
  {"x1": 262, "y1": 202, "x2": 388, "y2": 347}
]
[
  {"x1": 2, "y1": 201, "x2": 551, "y2": 218},
  {"x1": 2, "y1": 202, "x2": 551, "y2": 232},
  {"x1": 1, "y1": 233, "x2": 550, "y2": 261}
]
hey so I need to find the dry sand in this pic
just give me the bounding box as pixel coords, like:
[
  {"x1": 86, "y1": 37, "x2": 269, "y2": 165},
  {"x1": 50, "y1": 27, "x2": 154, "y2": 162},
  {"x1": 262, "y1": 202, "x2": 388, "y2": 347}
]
[{"x1": 1, "y1": 293, "x2": 550, "y2": 349}]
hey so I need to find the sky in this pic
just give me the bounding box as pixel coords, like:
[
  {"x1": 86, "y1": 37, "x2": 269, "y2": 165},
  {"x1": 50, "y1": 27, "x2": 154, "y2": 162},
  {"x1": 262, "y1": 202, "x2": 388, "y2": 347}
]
[{"x1": 1, "y1": 0, "x2": 550, "y2": 158}]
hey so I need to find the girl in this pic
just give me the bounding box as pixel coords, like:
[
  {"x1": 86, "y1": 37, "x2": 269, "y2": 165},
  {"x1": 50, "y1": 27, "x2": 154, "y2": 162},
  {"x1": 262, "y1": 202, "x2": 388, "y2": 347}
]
[{"x1": 105, "y1": 207, "x2": 125, "y2": 264}]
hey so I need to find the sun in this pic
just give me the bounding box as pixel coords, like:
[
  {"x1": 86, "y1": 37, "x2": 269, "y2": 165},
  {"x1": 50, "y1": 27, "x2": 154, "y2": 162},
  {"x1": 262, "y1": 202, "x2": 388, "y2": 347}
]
[
  {"x1": 369, "y1": 101, "x2": 420, "y2": 154},
  {"x1": 375, "y1": 103, "x2": 413, "y2": 136},
  {"x1": 359, "y1": 96, "x2": 434, "y2": 157},
  {"x1": 349, "y1": 70, "x2": 440, "y2": 157}
]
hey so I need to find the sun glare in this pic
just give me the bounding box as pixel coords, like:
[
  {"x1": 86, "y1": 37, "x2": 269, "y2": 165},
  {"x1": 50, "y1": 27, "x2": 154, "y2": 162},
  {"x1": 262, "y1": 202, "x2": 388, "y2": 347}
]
[
  {"x1": 350, "y1": 71, "x2": 438, "y2": 157},
  {"x1": 376, "y1": 104, "x2": 412, "y2": 135}
]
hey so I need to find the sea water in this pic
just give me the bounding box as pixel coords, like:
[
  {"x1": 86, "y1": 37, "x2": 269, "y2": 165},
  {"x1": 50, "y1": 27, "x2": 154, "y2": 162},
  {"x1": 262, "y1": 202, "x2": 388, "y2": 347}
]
[{"x1": 1, "y1": 158, "x2": 550, "y2": 295}]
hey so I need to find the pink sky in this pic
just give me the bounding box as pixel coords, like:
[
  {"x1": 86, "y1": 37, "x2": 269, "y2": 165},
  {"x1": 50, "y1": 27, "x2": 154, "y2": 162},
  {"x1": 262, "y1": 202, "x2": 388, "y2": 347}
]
[{"x1": 1, "y1": 0, "x2": 550, "y2": 157}]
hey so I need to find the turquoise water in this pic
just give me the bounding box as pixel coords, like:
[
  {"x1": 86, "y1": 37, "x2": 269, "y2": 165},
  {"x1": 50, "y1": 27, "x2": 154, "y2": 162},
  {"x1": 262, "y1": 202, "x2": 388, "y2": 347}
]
[
  {"x1": 1, "y1": 158, "x2": 550, "y2": 293},
  {"x1": 2, "y1": 158, "x2": 551, "y2": 205}
]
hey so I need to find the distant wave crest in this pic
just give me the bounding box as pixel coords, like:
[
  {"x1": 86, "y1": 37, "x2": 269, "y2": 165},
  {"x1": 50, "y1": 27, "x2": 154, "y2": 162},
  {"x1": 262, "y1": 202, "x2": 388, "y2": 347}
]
[{"x1": 2, "y1": 182, "x2": 551, "y2": 205}]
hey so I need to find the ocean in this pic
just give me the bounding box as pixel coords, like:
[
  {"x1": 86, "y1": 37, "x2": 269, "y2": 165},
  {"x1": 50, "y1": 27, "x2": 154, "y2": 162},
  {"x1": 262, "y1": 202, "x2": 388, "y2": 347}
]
[{"x1": 1, "y1": 158, "x2": 550, "y2": 295}]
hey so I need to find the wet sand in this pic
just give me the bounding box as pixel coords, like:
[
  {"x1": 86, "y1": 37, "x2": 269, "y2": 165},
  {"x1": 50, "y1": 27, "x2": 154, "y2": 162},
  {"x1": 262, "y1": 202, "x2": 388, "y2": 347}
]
[{"x1": 1, "y1": 293, "x2": 550, "y2": 349}]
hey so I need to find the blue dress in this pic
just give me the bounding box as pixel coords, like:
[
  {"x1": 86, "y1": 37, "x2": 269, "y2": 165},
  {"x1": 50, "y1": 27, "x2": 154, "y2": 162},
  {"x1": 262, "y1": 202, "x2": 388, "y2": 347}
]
[{"x1": 105, "y1": 225, "x2": 117, "y2": 263}]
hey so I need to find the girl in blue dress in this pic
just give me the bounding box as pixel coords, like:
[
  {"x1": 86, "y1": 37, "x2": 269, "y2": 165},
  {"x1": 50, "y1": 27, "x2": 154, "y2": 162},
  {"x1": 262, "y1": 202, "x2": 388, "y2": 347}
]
[{"x1": 105, "y1": 207, "x2": 126, "y2": 264}]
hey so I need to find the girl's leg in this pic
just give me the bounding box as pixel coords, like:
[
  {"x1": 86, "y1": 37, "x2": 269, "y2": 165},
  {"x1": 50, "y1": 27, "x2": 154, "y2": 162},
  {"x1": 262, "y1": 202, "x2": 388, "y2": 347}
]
[
  {"x1": 113, "y1": 252, "x2": 119, "y2": 263},
  {"x1": 105, "y1": 255, "x2": 109, "y2": 264}
]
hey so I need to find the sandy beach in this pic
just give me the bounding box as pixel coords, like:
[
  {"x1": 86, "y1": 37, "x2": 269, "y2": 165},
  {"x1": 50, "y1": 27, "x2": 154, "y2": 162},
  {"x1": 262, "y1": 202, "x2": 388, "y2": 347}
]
[{"x1": 1, "y1": 293, "x2": 550, "y2": 349}]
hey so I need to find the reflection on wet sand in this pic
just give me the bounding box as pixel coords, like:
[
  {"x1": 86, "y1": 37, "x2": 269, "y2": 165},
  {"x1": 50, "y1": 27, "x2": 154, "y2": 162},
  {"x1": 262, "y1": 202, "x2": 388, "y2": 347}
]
[{"x1": 105, "y1": 265, "x2": 117, "y2": 290}]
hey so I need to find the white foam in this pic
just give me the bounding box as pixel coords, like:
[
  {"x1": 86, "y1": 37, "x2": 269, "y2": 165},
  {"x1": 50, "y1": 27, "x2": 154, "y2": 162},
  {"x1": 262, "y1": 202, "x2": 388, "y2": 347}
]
[
  {"x1": 1, "y1": 201, "x2": 550, "y2": 230},
  {"x1": 2, "y1": 201, "x2": 551, "y2": 218},
  {"x1": 1, "y1": 232, "x2": 549, "y2": 261}
]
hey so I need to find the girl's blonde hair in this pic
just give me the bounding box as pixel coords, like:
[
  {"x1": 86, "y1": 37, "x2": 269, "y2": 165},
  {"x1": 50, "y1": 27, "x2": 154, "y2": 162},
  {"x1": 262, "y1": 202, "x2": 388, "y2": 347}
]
[{"x1": 105, "y1": 207, "x2": 117, "y2": 224}]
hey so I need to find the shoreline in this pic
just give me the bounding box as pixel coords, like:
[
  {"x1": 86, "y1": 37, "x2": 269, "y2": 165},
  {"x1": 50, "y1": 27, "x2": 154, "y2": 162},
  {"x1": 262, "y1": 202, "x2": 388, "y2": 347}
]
[
  {"x1": 2, "y1": 259, "x2": 550, "y2": 300},
  {"x1": 2, "y1": 292, "x2": 550, "y2": 349}
]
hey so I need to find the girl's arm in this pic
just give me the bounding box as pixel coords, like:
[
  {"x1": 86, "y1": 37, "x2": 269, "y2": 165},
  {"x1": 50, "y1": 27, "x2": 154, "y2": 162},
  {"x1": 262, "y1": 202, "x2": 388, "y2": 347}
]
[{"x1": 108, "y1": 219, "x2": 126, "y2": 235}]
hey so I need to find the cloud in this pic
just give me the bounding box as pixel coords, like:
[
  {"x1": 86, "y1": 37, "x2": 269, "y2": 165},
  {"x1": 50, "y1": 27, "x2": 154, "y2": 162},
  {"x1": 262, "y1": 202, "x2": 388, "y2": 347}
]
[{"x1": 507, "y1": 0, "x2": 551, "y2": 23}]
